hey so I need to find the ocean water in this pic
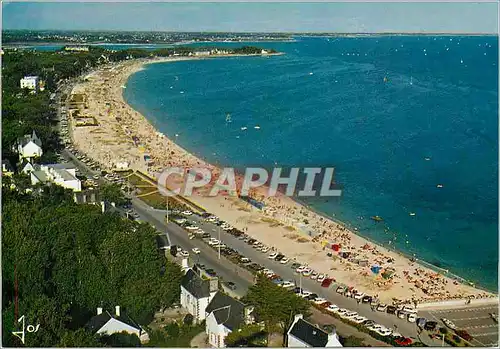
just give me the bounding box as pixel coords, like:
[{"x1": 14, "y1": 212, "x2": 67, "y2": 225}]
[{"x1": 123, "y1": 36, "x2": 499, "y2": 291}]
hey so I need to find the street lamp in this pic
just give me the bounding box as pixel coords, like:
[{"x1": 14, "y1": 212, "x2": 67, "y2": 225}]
[
  {"x1": 218, "y1": 224, "x2": 221, "y2": 259},
  {"x1": 166, "y1": 196, "x2": 169, "y2": 223}
]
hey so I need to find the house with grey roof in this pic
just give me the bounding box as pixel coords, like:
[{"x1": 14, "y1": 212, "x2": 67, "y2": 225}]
[
  {"x1": 205, "y1": 291, "x2": 255, "y2": 347},
  {"x1": 86, "y1": 305, "x2": 149, "y2": 343},
  {"x1": 30, "y1": 163, "x2": 82, "y2": 192},
  {"x1": 180, "y1": 268, "x2": 218, "y2": 323},
  {"x1": 16, "y1": 131, "x2": 43, "y2": 161},
  {"x1": 287, "y1": 314, "x2": 342, "y2": 347}
]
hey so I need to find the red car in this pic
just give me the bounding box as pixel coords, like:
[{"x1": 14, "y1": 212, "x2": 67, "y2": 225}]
[
  {"x1": 321, "y1": 278, "x2": 333, "y2": 288},
  {"x1": 395, "y1": 338, "x2": 413, "y2": 346},
  {"x1": 320, "y1": 301, "x2": 332, "y2": 308}
]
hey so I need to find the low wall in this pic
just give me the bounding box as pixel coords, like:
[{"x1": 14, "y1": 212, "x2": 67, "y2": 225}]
[{"x1": 416, "y1": 297, "x2": 499, "y2": 310}]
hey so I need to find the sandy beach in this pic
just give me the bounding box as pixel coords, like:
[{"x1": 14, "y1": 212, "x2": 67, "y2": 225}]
[{"x1": 70, "y1": 56, "x2": 497, "y2": 306}]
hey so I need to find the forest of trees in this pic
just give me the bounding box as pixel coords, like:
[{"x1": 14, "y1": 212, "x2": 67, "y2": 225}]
[{"x1": 2, "y1": 186, "x2": 184, "y2": 346}]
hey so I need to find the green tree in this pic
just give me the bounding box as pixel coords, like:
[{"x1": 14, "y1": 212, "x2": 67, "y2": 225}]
[
  {"x1": 58, "y1": 329, "x2": 102, "y2": 347},
  {"x1": 242, "y1": 275, "x2": 311, "y2": 343},
  {"x1": 100, "y1": 183, "x2": 129, "y2": 206},
  {"x1": 225, "y1": 323, "x2": 266, "y2": 347}
]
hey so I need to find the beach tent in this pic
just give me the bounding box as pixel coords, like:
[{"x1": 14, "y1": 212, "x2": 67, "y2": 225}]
[
  {"x1": 371, "y1": 265, "x2": 382, "y2": 274},
  {"x1": 332, "y1": 244, "x2": 340, "y2": 251}
]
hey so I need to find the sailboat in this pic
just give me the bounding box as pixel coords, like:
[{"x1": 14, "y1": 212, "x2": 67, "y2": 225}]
[
  {"x1": 410, "y1": 76, "x2": 413, "y2": 85},
  {"x1": 225, "y1": 113, "x2": 232, "y2": 123}
]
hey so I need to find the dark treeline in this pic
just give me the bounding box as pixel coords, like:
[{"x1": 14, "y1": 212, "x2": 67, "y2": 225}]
[{"x1": 2, "y1": 186, "x2": 184, "y2": 346}]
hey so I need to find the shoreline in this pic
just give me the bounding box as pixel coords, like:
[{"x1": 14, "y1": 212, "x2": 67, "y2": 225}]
[{"x1": 69, "y1": 55, "x2": 497, "y2": 305}]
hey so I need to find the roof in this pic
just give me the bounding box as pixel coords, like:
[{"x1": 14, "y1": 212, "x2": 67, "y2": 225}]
[
  {"x1": 54, "y1": 169, "x2": 77, "y2": 181},
  {"x1": 181, "y1": 269, "x2": 211, "y2": 299},
  {"x1": 289, "y1": 318, "x2": 329, "y2": 347},
  {"x1": 156, "y1": 234, "x2": 170, "y2": 249},
  {"x1": 46, "y1": 163, "x2": 76, "y2": 170},
  {"x1": 31, "y1": 170, "x2": 49, "y2": 182},
  {"x1": 86, "y1": 310, "x2": 141, "y2": 334},
  {"x1": 205, "y1": 292, "x2": 247, "y2": 331},
  {"x1": 17, "y1": 131, "x2": 42, "y2": 148}
]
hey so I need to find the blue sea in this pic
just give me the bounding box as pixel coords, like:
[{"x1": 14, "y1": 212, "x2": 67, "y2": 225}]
[{"x1": 123, "y1": 36, "x2": 499, "y2": 291}]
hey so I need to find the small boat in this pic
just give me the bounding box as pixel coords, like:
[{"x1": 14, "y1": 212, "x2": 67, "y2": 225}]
[
  {"x1": 409, "y1": 212, "x2": 416, "y2": 216},
  {"x1": 370, "y1": 216, "x2": 383, "y2": 222},
  {"x1": 410, "y1": 77, "x2": 413, "y2": 85},
  {"x1": 226, "y1": 113, "x2": 232, "y2": 123},
  {"x1": 254, "y1": 126, "x2": 260, "y2": 129},
  {"x1": 424, "y1": 157, "x2": 431, "y2": 161},
  {"x1": 121, "y1": 85, "x2": 127, "y2": 89},
  {"x1": 437, "y1": 184, "x2": 444, "y2": 188},
  {"x1": 460, "y1": 59, "x2": 464, "y2": 64},
  {"x1": 383, "y1": 76, "x2": 388, "y2": 83},
  {"x1": 241, "y1": 127, "x2": 247, "y2": 131},
  {"x1": 309, "y1": 72, "x2": 314, "y2": 75},
  {"x1": 180, "y1": 91, "x2": 184, "y2": 94}
]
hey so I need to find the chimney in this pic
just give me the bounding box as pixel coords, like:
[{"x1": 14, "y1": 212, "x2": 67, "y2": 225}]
[
  {"x1": 293, "y1": 314, "x2": 303, "y2": 324},
  {"x1": 181, "y1": 258, "x2": 189, "y2": 270},
  {"x1": 97, "y1": 307, "x2": 103, "y2": 315},
  {"x1": 115, "y1": 305, "x2": 120, "y2": 317},
  {"x1": 209, "y1": 277, "x2": 219, "y2": 293}
]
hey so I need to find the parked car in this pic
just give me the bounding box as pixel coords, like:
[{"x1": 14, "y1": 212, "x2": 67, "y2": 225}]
[
  {"x1": 336, "y1": 286, "x2": 346, "y2": 294},
  {"x1": 387, "y1": 306, "x2": 397, "y2": 315},
  {"x1": 225, "y1": 282, "x2": 237, "y2": 290},
  {"x1": 442, "y1": 318, "x2": 457, "y2": 330},
  {"x1": 424, "y1": 321, "x2": 438, "y2": 331},
  {"x1": 305, "y1": 293, "x2": 318, "y2": 301},
  {"x1": 321, "y1": 278, "x2": 333, "y2": 288},
  {"x1": 268, "y1": 252, "x2": 278, "y2": 259},
  {"x1": 377, "y1": 303, "x2": 388, "y2": 312},
  {"x1": 326, "y1": 304, "x2": 339, "y2": 313},
  {"x1": 280, "y1": 257, "x2": 290, "y2": 264},
  {"x1": 395, "y1": 338, "x2": 413, "y2": 346},
  {"x1": 192, "y1": 248, "x2": 201, "y2": 254},
  {"x1": 313, "y1": 298, "x2": 328, "y2": 305},
  {"x1": 362, "y1": 295, "x2": 373, "y2": 303},
  {"x1": 302, "y1": 269, "x2": 312, "y2": 277},
  {"x1": 408, "y1": 313, "x2": 417, "y2": 323}
]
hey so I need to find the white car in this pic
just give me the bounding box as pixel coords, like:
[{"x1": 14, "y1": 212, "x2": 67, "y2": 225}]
[
  {"x1": 222, "y1": 225, "x2": 233, "y2": 231},
  {"x1": 302, "y1": 269, "x2": 312, "y2": 277},
  {"x1": 326, "y1": 304, "x2": 339, "y2": 313},
  {"x1": 280, "y1": 257, "x2": 290, "y2": 264},
  {"x1": 185, "y1": 225, "x2": 199, "y2": 230},
  {"x1": 313, "y1": 297, "x2": 328, "y2": 305},
  {"x1": 268, "y1": 252, "x2": 278, "y2": 259},
  {"x1": 377, "y1": 303, "x2": 388, "y2": 312},
  {"x1": 295, "y1": 266, "x2": 306, "y2": 273},
  {"x1": 253, "y1": 241, "x2": 261, "y2": 248},
  {"x1": 310, "y1": 272, "x2": 319, "y2": 280},
  {"x1": 337, "y1": 308, "x2": 349, "y2": 317},
  {"x1": 300, "y1": 291, "x2": 312, "y2": 298},
  {"x1": 260, "y1": 247, "x2": 270, "y2": 253},
  {"x1": 281, "y1": 281, "x2": 295, "y2": 289},
  {"x1": 342, "y1": 311, "x2": 358, "y2": 320},
  {"x1": 375, "y1": 328, "x2": 393, "y2": 337},
  {"x1": 354, "y1": 292, "x2": 365, "y2": 300},
  {"x1": 336, "y1": 286, "x2": 346, "y2": 294},
  {"x1": 208, "y1": 239, "x2": 220, "y2": 246},
  {"x1": 351, "y1": 316, "x2": 368, "y2": 324},
  {"x1": 182, "y1": 210, "x2": 193, "y2": 216},
  {"x1": 192, "y1": 248, "x2": 201, "y2": 254},
  {"x1": 316, "y1": 274, "x2": 326, "y2": 282},
  {"x1": 180, "y1": 251, "x2": 189, "y2": 258},
  {"x1": 408, "y1": 313, "x2": 417, "y2": 323}
]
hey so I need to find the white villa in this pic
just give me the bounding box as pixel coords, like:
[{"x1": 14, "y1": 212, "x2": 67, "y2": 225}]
[
  {"x1": 31, "y1": 163, "x2": 82, "y2": 192},
  {"x1": 180, "y1": 267, "x2": 218, "y2": 323},
  {"x1": 86, "y1": 306, "x2": 149, "y2": 343},
  {"x1": 205, "y1": 292, "x2": 255, "y2": 348},
  {"x1": 16, "y1": 131, "x2": 43, "y2": 161},
  {"x1": 20, "y1": 76, "x2": 40, "y2": 92},
  {"x1": 287, "y1": 314, "x2": 342, "y2": 348}
]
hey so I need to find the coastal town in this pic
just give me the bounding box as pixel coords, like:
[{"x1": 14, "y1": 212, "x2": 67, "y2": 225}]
[{"x1": 2, "y1": 14, "x2": 499, "y2": 349}]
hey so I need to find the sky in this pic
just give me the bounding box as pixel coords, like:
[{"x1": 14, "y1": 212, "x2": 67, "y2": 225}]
[{"x1": 2, "y1": 1, "x2": 499, "y2": 34}]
